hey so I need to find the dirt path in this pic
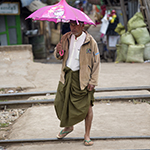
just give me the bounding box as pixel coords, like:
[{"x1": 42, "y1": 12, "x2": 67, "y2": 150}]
[
  {"x1": 5, "y1": 139, "x2": 150, "y2": 150},
  {"x1": 5, "y1": 101, "x2": 150, "y2": 149}
]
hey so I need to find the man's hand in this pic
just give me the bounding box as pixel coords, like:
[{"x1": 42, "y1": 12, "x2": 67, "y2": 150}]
[
  {"x1": 56, "y1": 40, "x2": 62, "y2": 53},
  {"x1": 87, "y1": 84, "x2": 95, "y2": 91}
]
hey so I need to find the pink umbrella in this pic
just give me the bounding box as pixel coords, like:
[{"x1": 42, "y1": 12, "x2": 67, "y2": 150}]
[{"x1": 26, "y1": 0, "x2": 95, "y2": 25}]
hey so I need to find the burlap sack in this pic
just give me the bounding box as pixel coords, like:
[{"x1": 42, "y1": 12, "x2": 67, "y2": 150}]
[
  {"x1": 120, "y1": 32, "x2": 135, "y2": 45},
  {"x1": 51, "y1": 29, "x2": 60, "y2": 45},
  {"x1": 144, "y1": 42, "x2": 150, "y2": 60},
  {"x1": 126, "y1": 45, "x2": 145, "y2": 63},
  {"x1": 115, "y1": 44, "x2": 122, "y2": 63},
  {"x1": 127, "y1": 12, "x2": 146, "y2": 32},
  {"x1": 115, "y1": 44, "x2": 128, "y2": 62},
  {"x1": 120, "y1": 44, "x2": 128, "y2": 62},
  {"x1": 115, "y1": 23, "x2": 126, "y2": 35},
  {"x1": 131, "y1": 27, "x2": 150, "y2": 45}
]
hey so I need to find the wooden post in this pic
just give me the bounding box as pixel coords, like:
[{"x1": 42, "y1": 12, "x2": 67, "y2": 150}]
[
  {"x1": 120, "y1": 0, "x2": 128, "y2": 31},
  {"x1": 139, "y1": 0, "x2": 145, "y2": 18},
  {"x1": 106, "y1": 0, "x2": 112, "y2": 6},
  {"x1": 143, "y1": 0, "x2": 150, "y2": 31}
]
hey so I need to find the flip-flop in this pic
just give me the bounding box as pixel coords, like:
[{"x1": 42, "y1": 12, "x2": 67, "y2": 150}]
[
  {"x1": 57, "y1": 129, "x2": 73, "y2": 139},
  {"x1": 84, "y1": 140, "x2": 94, "y2": 146}
]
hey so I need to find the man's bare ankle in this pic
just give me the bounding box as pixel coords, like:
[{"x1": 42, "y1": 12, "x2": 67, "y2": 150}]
[
  {"x1": 64, "y1": 126, "x2": 73, "y2": 131},
  {"x1": 84, "y1": 134, "x2": 90, "y2": 140}
]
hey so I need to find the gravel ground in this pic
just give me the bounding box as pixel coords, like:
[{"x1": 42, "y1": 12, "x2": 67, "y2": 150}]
[
  {"x1": 0, "y1": 109, "x2": 26, "y2": 127},
  {"x1": 0, "y1": 88, "x2": 26, "y2": 139}
]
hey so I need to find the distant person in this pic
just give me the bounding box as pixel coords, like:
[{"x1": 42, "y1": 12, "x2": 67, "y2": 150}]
[
  {"x1": 78, "y1": 1, "x2": 84, "y2": 12},
  {"x1": 61, "y1": 23, "x2": 71, "y2": 35},
  {"x1": 106, "y1": 10, "x2": 119, "y2": 35},
  {"x1": 75, "y1": 1, "x2": 84, "y2": 12}
]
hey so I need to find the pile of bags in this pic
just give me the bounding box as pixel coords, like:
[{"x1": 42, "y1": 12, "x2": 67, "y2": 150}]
[{"x1": 115, "y1": 12, "x2": 150, "y2": 63}]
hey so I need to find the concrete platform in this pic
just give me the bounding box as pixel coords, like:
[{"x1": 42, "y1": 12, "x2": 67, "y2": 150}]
[{"x1": 6, "y1": 102, "x2": 150, "y2": 149}]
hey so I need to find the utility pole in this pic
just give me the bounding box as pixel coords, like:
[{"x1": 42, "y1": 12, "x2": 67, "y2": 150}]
[{"x1": 120, "y1": 0, "x2": 128, "y2": 31}]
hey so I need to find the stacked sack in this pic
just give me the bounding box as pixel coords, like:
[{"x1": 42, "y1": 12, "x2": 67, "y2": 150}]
[{"x1": 115, "y1": 12, "x2": 150, "y2": 63}]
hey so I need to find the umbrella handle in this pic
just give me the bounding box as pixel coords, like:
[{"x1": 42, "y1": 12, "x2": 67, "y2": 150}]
[{"x1": 59, "y1": 50, "x2": 64, "y2": 56}]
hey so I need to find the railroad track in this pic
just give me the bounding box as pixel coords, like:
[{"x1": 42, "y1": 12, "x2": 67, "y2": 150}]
[
  {"x1": 0, "y1": 86, "x2": 150, "y2": 108},
  {"x1": 0, "y1": 86, "x2": 150, "y2": 100},
  {"x1": 0, "y1": 86, "x2": 150, "y2": 146},
  {"x1": 1, "y1": 136, "x2": 150, "y2": 145}
]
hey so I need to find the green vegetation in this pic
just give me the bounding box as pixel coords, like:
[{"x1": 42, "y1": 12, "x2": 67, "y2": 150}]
[
  {"x1": 0, "y1": 123, "x2": 9, "y2": 128},
  {"x1": 0, "y1": 88, "x2": 4, "y2": 92},
  {"x1": 132, "y1": 99, "x2": 150, "y2": 105}
]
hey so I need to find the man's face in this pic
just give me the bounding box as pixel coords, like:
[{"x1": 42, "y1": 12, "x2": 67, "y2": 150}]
[{"x1": 69, "y1": 21, "x2": 84, "y2": 37}]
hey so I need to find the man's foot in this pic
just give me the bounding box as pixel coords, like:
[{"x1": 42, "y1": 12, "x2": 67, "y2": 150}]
[
  {"x1": 57, "y1": 128, "x2": 73, "y2": 139},
  {"x1": 84, "y1": 139, "x2": 94, "y2": 146}
]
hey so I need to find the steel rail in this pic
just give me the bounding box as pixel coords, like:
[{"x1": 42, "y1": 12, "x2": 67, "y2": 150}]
[
  {"x1": 0, "y1": 91, "x2": 56, "y2": 98},
  {"x1": 0, "y1": 86, "x2": 150, "y2": 100},
  {"x1": 0, "y1": 136, "x2": 150, "y2": 145},
  {"x1": 0, "y1": 95, "x2": 150, "y2": 106},
  {"x1": 95, "y1": 86, "x2": 150, "y2": 92}
]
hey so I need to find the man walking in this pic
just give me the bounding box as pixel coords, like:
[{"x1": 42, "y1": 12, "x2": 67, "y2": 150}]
[{"x1": 54, "y1": 20, "x2": 100, "y2": 146}]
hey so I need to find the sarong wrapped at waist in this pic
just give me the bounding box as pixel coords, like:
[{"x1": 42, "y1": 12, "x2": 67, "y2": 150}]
[{"x1": 54, "y1": 67, "x2": 95, "y2": 127}]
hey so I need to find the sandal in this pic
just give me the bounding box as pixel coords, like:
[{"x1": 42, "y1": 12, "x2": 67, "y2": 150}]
[
  {"x1": 57, "y1": 129, "x2": 73, "y2": 139},
  {"x1": 84, "y1": 140, "x2": 94, "y2": 146}
]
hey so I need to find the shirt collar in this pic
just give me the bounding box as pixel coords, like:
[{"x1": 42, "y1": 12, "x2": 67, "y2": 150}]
[{"x1": 72, "y1": 31, "x2": 86, "y2": 41}]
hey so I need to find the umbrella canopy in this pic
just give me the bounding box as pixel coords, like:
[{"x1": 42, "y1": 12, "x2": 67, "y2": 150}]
[{"x1": 26, "y1": 0, "x2": 95, "y2": 25}]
